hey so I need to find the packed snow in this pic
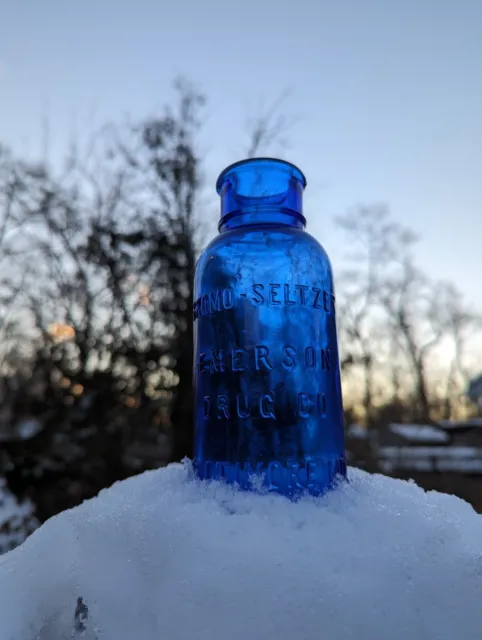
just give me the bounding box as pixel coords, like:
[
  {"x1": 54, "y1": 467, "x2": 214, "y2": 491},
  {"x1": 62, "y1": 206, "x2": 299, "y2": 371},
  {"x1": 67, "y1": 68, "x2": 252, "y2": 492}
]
[{"x1": 0, "y1": 463, "x2": 482, "y2": 640}]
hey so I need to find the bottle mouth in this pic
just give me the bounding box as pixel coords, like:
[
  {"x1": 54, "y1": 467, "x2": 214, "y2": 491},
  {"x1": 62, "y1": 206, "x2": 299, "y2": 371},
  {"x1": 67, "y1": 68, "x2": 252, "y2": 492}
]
[
  {"x1": 216, "y1": 157, "x2": 307, "y2": 195},
  {"x1": 216, "y1": 158, "x2": 307, "y2": 229}
]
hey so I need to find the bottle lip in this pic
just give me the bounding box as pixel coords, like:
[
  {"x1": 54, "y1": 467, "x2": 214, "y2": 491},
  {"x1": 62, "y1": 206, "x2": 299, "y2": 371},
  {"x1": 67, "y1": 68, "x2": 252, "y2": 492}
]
[{"x1": 215, "y1": 157, "x2": 307, "y2": 195}]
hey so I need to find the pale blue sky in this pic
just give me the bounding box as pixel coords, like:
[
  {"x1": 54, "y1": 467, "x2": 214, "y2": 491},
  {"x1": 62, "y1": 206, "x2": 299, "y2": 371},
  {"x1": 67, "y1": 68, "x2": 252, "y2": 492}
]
[{"x1": 1, "y1": 0, "x2": 481, "y2": 306}]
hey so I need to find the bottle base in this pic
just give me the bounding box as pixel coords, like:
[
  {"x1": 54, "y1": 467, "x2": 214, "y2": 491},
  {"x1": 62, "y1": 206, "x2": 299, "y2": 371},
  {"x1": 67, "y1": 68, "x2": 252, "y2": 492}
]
[{"x1": 194, "y1": 455, "x2": 347, "y2": 498}]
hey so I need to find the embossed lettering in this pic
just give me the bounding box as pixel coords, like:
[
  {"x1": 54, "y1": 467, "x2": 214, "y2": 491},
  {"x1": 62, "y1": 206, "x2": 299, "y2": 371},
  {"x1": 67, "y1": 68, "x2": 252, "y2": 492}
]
[
  {"x1": 198, "y1": 353, "x2": 208, "y2": 374},
  {"x1": 209, "y1": 290, "x2": 221, "y2": 313},
  {"x1": 312, "y1": 287, "x2": 323, "y2": 309},
  {"x1": 198, "y1": 457, "x2": 346, "y2": 488},
  {"x1": 295, "y1": 284, "x2": 309, "y2": 306},
  {"x1": 203, "y1": 396, "x2": 211, "y2": 419},
  {"x1": 323, "y1": 290, "x2": 330, "y2": 312},
  {"x1": 210, "y1": 349, "x2": 225, "y2": 373},
  {"x1": 287, "y1": 461, "x2": 302, "y2": 488},
  {"x1": 254, "y1": 345, "x2": 273, "y2": 371},
  {"x1": 267, "y1": 461, "x2": 282, "y2": 486},
  {"x1": 321, "y1": 348, "x2": 331, "y2": 371},
  {"x1": 269, "y1": 283, "x2": 281, "y2": 305},
  {"x1": 283, "y1": 284, "x2": 296, "y2": 305},
  {"x1": 268, "y1": 461, "x2": 281, "y2": 476},
  {"x1": 212, "y1": 461, "x2": 231, "y2": 479},
  {"x1": 306, "y1": 460, "x2": 318, "y2": 489},
  {"x1": 236, "y1": 393, "x2": 249, "y2": 418},
  {"x1": 305, "y1": 346, "x2": 316, "y2": 368},
  {"x1": 194, "y1": 287, "x2": 235, "y2": 318},
  {"x1": 217, "y1": 394, "x2": 230, "y2": 419},
  {"x1": 194, "y1": 284, "x2": 336, "y2": 319},
  {"x1": 260, "y1": 393, "x2": 276, "y2": 419},
  {"x1": 233, "y1": 460, "x2": 264, "y2": 477},
  {"x1": 330, "y1": 293, "x2": 336, "y2": 313},
  {"x1": 232, "y1": 348, "x2": 247, "y2": 372},
  {"x1": 317, "y1": 393, "x2": 327, "y2": 416},
  {"x1": 297, "y1": 393, "x2": 312, "y2": 418},
  {"x1": 282, "y1": 346, "x2": 296, "y2": 370},
  {"x1": 252, "y1": 284, "x2": 264, "y2": 305},
  {"x1": 222, "y1": 288, "x2": 234, "y2": 309},
  {"x1": 200, "y1": 460, "x2": 214, "y2": 478},
  {"x1": 197, "y1": 345, "x2": 333, "y2": 374}
]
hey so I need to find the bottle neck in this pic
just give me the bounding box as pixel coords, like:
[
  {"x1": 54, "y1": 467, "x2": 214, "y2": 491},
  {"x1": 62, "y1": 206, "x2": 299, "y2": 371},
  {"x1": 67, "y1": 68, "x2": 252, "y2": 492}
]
[
  {"x1": 216, "y1": 158, "x2": 307, "y2": 232},
  {"x1": 219, "y1": 208, "x2": 305, "y2": 232}
]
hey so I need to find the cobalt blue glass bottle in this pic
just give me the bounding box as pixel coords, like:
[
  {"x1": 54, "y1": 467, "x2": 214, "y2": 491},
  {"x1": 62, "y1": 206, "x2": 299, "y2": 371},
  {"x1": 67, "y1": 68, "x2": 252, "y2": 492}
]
[{"x1": 193, "y1": 158, "x2": 346, "y2": 496}]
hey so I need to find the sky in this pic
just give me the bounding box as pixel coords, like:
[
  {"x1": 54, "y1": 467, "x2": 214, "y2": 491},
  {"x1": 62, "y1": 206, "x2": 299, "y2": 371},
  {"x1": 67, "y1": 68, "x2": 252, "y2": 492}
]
[{"x1": 1, "y1": 0, "x2": 482, "y2": 308}]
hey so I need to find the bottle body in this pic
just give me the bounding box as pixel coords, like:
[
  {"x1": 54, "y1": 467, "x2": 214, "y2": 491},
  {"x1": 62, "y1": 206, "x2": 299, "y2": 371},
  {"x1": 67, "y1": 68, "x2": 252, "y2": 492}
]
[{"x1": 193, "y1": 159, "x2": 346, "y2": 496}]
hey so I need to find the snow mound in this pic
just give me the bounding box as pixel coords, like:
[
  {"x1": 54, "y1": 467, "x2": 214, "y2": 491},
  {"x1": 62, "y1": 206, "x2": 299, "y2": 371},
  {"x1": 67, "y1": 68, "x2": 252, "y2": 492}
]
[{"x1": 0, "y1": 464, "x2": 482, "y2": 640}]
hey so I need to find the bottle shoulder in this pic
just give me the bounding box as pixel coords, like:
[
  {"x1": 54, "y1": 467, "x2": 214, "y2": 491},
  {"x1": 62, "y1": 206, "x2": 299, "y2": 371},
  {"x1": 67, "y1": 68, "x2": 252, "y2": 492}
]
[{"x1": 196, "y1": 226, "x2": 331, "y2": 272}]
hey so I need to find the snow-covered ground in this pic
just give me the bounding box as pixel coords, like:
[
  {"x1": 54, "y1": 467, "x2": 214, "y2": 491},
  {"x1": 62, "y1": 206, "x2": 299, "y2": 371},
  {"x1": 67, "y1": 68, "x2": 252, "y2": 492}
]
[
  {"x1": 389, "y1": 422, "x2": 450, "y2": 443},
  {"x1": 438, "y1": 417, "x2": 482, "y2": 429},
  {"x1": 0, "y1": 463, "x2": 481, "y2": 640},
  {"x1": 379, "y1": 446, "x2": 482, "y2": 473}
]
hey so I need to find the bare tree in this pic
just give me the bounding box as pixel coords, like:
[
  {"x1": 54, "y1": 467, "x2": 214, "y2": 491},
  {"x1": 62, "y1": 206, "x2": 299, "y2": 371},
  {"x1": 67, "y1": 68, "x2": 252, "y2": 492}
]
[
  {"x1": 0, "y1": 81, "x2": 206, "y2": 520},
  {"x1": 335, "y1": 204, "x2": 480, "y2": 424},
  {"x1": 87, "y1": 77, "x2": 206, "y2": 462},
  {"x1": 443, "y1": 284, "x2": 482, "y2": 385},
  {"x1": 335, "y1": 205, "x2": 417, "y2": 424},
  {"x1": 381, "y1": 261, "x2": 441, "y2": 422},
  {"x1": 0, "y1": 148, "x2": 45, "y2": 372},
  {"x1": 245, "y1": 90, "x2": 296, "y2": 158}
]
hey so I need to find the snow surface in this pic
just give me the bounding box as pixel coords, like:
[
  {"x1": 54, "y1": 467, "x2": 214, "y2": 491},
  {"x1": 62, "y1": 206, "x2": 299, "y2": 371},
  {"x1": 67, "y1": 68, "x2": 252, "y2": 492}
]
[
  {"x1": 389, "y1": 423, "x2": 450, "y2": 443},
  {"x1": 380, "y1": 446, "x2": 481, "y2": 459},
  {"x1": 379, "y1": 445, "x2": 482, "y2": 473},
  {"x1": 1, "y1": 463, "x2": 482, "y2": 640},
  {"x1": 379, "y1": 457, "x2": 482, "y2": 474}
]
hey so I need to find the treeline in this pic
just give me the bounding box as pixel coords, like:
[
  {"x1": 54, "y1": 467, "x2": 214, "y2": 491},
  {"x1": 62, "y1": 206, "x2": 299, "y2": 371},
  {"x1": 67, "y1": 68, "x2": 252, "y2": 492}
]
[
  {"x1": 336, "y1": 206, "x2": 481, "y2": 428},
  {"x1": 0, "y1": 78, "x2": 480, "y2": 535}
]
